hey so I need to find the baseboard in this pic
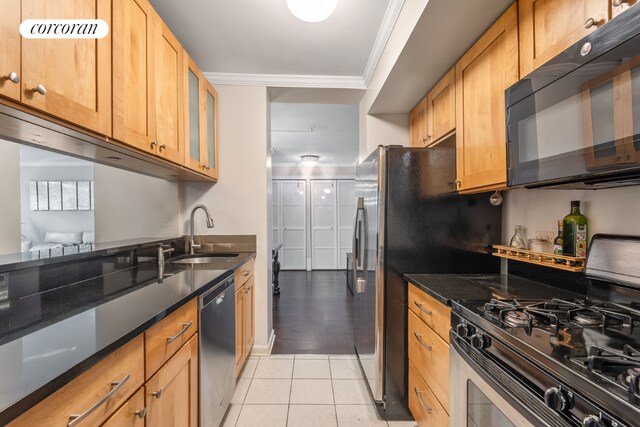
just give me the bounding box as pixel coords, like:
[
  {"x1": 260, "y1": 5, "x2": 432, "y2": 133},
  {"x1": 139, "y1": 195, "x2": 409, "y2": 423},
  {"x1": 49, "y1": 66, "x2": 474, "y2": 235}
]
[{"x1": 250, "y1": 329, "x2": 275, "y2": 356}]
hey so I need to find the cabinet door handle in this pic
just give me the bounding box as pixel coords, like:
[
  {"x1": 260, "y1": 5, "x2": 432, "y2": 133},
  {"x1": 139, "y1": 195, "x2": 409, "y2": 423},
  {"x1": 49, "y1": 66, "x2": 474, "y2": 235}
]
[
  {"x1": 5, "y1": 71, "x2": 19, "y2": 84},
  {"x1": 413, "y1": 332, "x2": 432, "y2": 351},
  {"x1": 613, "y1": 0, "x2": 628, "y2": 6},
  {"x1": 32, "y1": 84, "x2": 46, "y2": 95},
  {"x1": 584, "y1": 17, "x2": 600, "y2": 29},
  {"x1": 135, "y1": 408, "x2": 147, "y2": 419},
  {"x1": 151, "y1": 389, "x2": 163, "y2": 399},
  {"x1": 67, "y1": 373, "x2": 130, "y2": 427},
  {"x1": 150, "y1": 140, "x2": 158, "y2": 149},
  {"x1": 158, "y1": 144, "x2": 166, "y2": 151},
  {"x1": 414, "y1": 301, "x2": 432, "y2": 315},
  {"x1": 414, "y1": 387, "x2": 433, "y2": 414},
  {"x1": 166, "y1": 320, "x2": 193, "y2": 343}
]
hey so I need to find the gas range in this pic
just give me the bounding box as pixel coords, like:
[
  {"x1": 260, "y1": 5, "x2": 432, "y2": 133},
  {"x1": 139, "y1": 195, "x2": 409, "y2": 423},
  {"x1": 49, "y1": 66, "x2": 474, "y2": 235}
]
[{"x1": 450, "y1": 235, "x2": 640, "y2": 427}]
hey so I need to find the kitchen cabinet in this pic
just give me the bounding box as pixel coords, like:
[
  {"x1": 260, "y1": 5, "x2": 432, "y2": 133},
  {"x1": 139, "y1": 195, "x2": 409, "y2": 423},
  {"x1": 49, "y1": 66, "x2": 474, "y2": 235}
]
[
  {"x1": 409, "y1": 95, "x2": 429, "y2": 147},
  {"x1": 519, "y1": 0, "x2": 609, "y2": 77},
  {"x1": 184, "y1": 55, "x2": 219, "y2": 179},
  {"x1": 19, "y1": 0, "x2": 112, "y2": 136},
  {"x1": 235, "y1": 258, "x2": 255, "y2": 376},
  {"x1": 407, "y1": 283, "x2": 450, "y2": 421},
  {"x1": 612, "y1": 0, "x2": 639, "y2": 18},
  {"x1": 0, "y1": 0, "x2": 21, "y2": 101},
  {"x1": 113, "y1": 0, "x2": 184, "y2": 164},
  {"x1": 145, "y1": 297, "x2": 197, "y2": 379},
  {"x1": 455, "y1": 3, "x2": 518, "y2": 193},
  {"x1": 146, "y1": 334, "x2": 198, "y2": 427},
  {"x1": 426, "y1": 67, "x2": 456, "y2": 146},
  {"x1": 8, "y1": 335, "x2": 144, "y2": 427},
  {"x1": 408, "y1": 361, "x2": 449, "y2": 427},
  {"x1": 101, "y1": 388, "x2": 146, "y2": 427}
]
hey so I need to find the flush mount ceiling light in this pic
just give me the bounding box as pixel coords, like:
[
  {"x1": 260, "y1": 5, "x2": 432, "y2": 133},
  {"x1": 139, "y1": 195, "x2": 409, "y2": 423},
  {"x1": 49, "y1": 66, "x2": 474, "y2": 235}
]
[
  {"x1": 287, "y1": 0, "x2": 337, "y2": 22},
  {"x1": 300, "y1": 155, "x2": 320, "y2": 167}
]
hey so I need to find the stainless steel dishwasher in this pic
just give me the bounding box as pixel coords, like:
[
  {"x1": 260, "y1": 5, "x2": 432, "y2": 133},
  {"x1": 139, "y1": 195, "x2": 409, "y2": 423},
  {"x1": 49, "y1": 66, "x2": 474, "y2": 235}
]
[{"x1": 200, "y1": 274, "x2": 235, "y2": 427}]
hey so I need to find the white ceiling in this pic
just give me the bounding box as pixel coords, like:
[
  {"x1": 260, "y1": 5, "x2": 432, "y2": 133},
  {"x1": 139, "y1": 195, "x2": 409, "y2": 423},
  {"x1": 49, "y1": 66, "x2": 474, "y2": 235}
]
[
  {"x1": 149, "y1": 0, "x2": 399, "y2": 86},
  {"x1": 271, "y1": 103, "x2": 359, "y2": 166}
]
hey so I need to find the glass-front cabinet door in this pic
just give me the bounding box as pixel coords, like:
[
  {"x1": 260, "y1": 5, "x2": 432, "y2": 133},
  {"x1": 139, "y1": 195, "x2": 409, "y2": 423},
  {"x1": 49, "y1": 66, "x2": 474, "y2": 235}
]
[
  {"x1": 203, "y1": 82, "x2": 218, "y2": 179},
  {"x1": 183, "y1": 54, "x2": 219, "y2": 179}
]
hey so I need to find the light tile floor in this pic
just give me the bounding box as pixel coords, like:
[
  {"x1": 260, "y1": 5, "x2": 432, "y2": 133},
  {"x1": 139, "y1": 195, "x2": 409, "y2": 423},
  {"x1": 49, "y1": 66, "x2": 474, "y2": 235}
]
[{"x1": 222, "y1": 354, "x2": 417, "y2": 427}]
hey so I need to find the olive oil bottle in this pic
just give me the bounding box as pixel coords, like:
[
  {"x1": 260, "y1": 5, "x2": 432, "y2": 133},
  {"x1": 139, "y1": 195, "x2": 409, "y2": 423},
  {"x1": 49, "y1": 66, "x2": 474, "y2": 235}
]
[
  {"x1": 553, "y1": 220, "x2": 563, "y2": 261},
  {"x1": 562, "y1": 201, "x2": 588, "y2": 257}
]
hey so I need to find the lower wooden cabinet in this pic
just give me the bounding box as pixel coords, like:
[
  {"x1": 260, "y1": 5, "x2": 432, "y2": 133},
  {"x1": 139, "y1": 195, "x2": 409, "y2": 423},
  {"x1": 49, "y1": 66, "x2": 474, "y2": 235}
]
[
  {"x1": 235, "y1": 259, "x2": 255, "y2": 376},
  {"x1": 101, "y1": 387, "x2": 146, "y2": 427},
  {"x1": 146, "y1": 334, "x2": 198, "y2": 427},
  {"x1": 407, "y1": 283, "x2": 451, "y2": 426},
  {"x1": 9, "y1": 335, "x2": 144, "y2": 427},
  {"x1": 409, "y1": 360, "x2": 450, "y2": 427}
]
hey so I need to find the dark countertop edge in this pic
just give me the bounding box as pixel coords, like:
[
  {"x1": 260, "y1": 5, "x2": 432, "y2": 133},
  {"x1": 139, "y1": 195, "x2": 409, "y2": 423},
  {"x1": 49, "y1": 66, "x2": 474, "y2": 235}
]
[
  {"x1": 0, "y1": 252, "x2": 256, "y2": 424},
  {"x1": 0, "y1": 237, "x2": 184, "y2": 274},
  {"x1": 403, "y1": 273, "x2": 450, "y2": 306}
]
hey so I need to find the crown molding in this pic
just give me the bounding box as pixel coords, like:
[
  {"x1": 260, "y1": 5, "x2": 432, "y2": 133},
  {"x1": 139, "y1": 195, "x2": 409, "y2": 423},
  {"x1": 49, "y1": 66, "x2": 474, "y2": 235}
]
[
  {"x1": 203, "y1": 72, "x2": 366, "y2": 89},
  {"x1": 363, "y1": 0, "x2": 406, "y2": 86}
]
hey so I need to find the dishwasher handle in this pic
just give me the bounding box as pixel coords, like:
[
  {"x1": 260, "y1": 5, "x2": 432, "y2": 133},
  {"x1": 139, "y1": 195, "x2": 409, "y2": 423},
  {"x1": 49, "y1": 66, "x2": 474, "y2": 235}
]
[{"x1": 201, "y1": 277, "x2": 234, "y2": 308}]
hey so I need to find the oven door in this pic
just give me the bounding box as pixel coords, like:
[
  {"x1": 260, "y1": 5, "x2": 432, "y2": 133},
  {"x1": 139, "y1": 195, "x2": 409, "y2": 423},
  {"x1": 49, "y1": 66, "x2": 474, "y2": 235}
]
[{"x1": 450, "y1": 334, "x2": 573, "y2": 427}]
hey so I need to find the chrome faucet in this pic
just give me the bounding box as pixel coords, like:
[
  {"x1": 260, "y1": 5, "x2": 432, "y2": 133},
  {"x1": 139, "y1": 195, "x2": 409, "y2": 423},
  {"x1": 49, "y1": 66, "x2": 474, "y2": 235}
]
[{"x1": 189, "y1": 204, "x2": 215, "y2": 254}]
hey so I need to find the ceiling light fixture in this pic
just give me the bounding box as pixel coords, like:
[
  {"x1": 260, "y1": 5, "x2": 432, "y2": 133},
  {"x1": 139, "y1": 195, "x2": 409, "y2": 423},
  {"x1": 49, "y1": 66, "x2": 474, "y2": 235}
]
[
  {"x1": 300, "y1": 155, "x2": 320, "y2": 167},
  {"x1": 287, "y1": 0, "x2": 337, "y2": 22}
]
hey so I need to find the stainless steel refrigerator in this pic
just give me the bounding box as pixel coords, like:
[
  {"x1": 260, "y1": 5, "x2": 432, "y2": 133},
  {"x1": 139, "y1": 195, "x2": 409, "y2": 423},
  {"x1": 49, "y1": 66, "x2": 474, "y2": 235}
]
[{"x1": 352, "y1": 145, "x2": 502, "y2": 420}]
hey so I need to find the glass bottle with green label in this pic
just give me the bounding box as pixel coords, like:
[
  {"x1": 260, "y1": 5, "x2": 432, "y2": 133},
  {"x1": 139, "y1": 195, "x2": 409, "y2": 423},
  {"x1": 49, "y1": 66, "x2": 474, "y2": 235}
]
[
  {"x1": 553, "y1": 220, "x2": 563, "y2": 262},
  {"x1": 562, "y1": 201, "x2": 588, "y2": 257}
]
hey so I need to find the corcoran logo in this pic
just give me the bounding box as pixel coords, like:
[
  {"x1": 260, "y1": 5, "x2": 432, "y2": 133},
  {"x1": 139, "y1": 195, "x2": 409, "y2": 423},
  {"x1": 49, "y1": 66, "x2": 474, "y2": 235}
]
[{"x1": 19, "y1": 19, "x2": 109, "y2": 39}]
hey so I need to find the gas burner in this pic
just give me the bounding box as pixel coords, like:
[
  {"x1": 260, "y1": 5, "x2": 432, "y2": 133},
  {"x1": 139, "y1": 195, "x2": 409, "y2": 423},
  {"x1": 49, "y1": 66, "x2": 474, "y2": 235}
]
[
  {"x1": 573, "y1": 310, "x2": 603, "y2": 326},
  {"x1": 503, "y1": 310, "x2": 532, "y2": 327}
]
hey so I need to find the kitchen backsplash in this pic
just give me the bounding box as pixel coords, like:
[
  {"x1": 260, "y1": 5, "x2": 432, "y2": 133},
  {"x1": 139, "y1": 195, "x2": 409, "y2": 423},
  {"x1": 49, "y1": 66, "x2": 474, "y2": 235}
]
[{"x1": 503, "y1": 186, "x2": 640, "y2": 245}]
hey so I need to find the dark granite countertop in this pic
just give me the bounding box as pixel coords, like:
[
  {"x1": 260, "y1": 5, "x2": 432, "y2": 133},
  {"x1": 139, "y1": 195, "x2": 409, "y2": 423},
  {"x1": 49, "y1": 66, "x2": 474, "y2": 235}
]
[
  {"x1": 0, "y1": 250, "x2": 255, "y2": 424},
  {"x1": 404, "y1": 273, "x2": 583, "y2": 306}
]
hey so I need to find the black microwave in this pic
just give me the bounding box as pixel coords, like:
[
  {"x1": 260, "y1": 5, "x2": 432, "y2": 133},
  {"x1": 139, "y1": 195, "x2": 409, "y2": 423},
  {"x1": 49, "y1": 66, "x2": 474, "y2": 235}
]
[{"x1": 506, "y1": 7, "x2": 640, "y2": 189}]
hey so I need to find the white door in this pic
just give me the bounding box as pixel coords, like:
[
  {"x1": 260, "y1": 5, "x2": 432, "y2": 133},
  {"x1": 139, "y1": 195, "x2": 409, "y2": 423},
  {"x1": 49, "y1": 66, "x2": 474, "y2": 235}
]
[
  {"x1": 272, "y1": 181, "x2": 282, "y2": 259},
  {"x1": 311, "y1": 180, "x2": 337, "y2": 269},
  {"x1": 280, "y1": 180, "x2": 306, "y2": 270},
  {"x1": 337, "y1": 180, "x2": 355, "y2": 269}
]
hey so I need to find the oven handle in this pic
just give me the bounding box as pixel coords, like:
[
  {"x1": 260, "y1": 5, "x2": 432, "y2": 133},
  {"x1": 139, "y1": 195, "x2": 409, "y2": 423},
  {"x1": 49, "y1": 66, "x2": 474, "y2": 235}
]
[{"x1": 450, "y1": 331, "x2": 574, "y2": 427}]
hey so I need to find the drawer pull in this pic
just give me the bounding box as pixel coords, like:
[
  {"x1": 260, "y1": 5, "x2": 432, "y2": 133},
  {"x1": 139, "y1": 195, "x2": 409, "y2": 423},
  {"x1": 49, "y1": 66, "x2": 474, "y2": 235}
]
[
  {"x1": 67, "y1": 373, "x2": 130, "y2": 427},
  {"x1": 166, "y1": 320, "x2": 193, "y2": 344},
  {"x1": 243, "y1": 271, "x2": 250, "y2": 276},
  {"x1": 135, "y1": 408, "x2": 147, "y2": 419},
  {"x1": 413, "y1": 332, "x2": 432, "y2": 351},
  {"x1": 5, "y1": 71, "x2": 19, "y2": 84},
  {"x1": 613, "y1": 0, "x2": 628, "y2": 6},
  {"x1": 152, "y1": 389, "x2": 163, "y2": 399},
  {"x1": 414, "y1": 301, "x2": 432, "y2": 315},
  {"x1": 414, "y1": 387, "x2": 433, "y2": 414}
]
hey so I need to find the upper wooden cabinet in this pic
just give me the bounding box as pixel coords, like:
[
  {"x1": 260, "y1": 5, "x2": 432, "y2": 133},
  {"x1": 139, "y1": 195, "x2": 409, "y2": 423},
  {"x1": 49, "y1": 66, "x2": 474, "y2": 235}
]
[
  {"x1": 455, "y1": 3, "x2": 518, "y2": 193},
  {"x1": 0, "y1": 0, "x2": 21, "y2": 101},
  {"x1": 112, "y1": 0, "x2": 156, "y2": 153},
  {"x1": 184, "y1": 56, "x2": 219, "y2": 179},
  {"x1": 409, "y1": 96, "x2": 429, "y2": 147},
  {"x1": 519, "y1": 0, "x2": 610, "y2": 77},
  {"x1": 113, "y1": 0, "x2": 184, "y2": 164},
  {"x1": 19, "y1": 0, "x2": 112, "y2": 136},
  {"x1": 427, "y1": 67, "x2": 456, "y2": 145}
]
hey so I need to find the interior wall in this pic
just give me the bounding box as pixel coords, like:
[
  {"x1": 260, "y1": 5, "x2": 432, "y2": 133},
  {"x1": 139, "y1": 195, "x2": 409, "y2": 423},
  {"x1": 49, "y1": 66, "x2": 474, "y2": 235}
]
[
  {"x1": 181, "y1": 85, "x2": 274, "y2": 354},
  {"x1": 19, "y1": 164, "x2": 94, "y2": 245},
  {"x1": 359, "y1": 0, "x2": 430, "y2": 160},
  {"x1": 0, "y1": 141, "x2": 21, "y2": 255},
  {"x1": 503, "y1": 187, "x2": 640, "y2": 244},
  {"x1": 94, "y1": 164, "x2": 180, "y2": 243}
]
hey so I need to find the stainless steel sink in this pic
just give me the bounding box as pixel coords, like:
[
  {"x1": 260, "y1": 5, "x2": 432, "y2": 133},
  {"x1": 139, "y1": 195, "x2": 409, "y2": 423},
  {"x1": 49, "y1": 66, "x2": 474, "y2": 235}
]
[{"x1": 172, "y1": 253, "x2": 239, "y2": 264}]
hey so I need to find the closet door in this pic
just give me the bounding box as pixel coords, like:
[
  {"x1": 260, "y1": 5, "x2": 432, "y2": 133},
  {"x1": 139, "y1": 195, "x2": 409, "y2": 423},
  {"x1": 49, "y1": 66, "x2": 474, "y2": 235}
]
[
  {"x1": 280, "y1": 180, "x2": 306, "y2": 270},
  {"x1": 337, "y1": 180, "x2": 355, "y2": 269},
  {"x1": 311, "y1": 180, "x2": 337, "y2": 270},
  {"x1": 272, "y1": 181, "x2": 282, "y2": 260}
]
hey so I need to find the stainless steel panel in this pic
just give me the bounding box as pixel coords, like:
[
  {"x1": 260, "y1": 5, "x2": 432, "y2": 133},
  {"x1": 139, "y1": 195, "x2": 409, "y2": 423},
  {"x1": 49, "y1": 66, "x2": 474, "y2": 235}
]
[
  {"x1": 200, "y1": 277, "x2": 236, "y2": 427},
  {"x1": 354, "y1": 146, "x2": 384, "y2": 403},
  {"x1": 585, "y1": 235, "x2": 640, "y2": 289}
]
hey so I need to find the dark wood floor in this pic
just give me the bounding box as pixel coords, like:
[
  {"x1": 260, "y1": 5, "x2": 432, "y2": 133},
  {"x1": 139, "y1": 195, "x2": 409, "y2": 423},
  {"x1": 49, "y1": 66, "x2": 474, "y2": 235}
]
[{"x1": 272, "y1": 270, "x2": 355, "y2": 354}]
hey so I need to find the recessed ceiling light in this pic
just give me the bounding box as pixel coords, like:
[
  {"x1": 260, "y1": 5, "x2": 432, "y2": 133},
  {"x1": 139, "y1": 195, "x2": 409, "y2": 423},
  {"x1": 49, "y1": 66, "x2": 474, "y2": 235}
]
[
  {"x1": 300, "y1": 155, "x2": 320, "y2": 167},
  {"x1": 287, "y1": 0, "x2": 337, "y2": 23}
]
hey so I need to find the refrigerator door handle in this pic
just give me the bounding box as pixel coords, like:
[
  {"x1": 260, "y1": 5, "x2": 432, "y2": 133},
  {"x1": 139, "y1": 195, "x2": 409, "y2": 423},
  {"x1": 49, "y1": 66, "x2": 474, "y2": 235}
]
[{"x1": 353, "y1": 197, "x2": 366, "y2": 293}]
